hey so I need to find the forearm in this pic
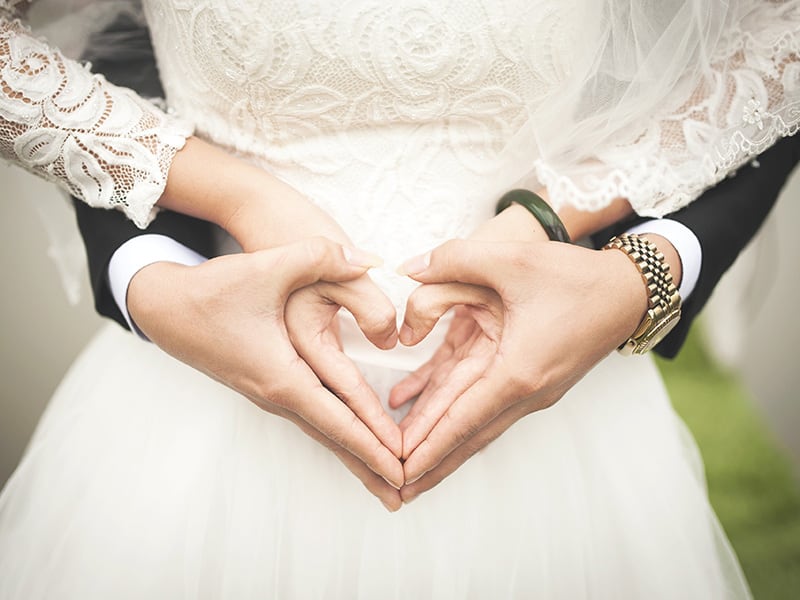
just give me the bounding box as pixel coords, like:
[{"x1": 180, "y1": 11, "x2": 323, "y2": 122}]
[
  {"x1": 0, "y1": 17, "x2": 191, "y2": 227},
  {"x1": 475, "y1": 190, "x2": 684, "y2": 353},
  {"x1": 158, "y1": 136, "x2": 351, "y2": 251},
  {"x1": 489, "y1": 188, "x2": 685, "y2": 290},
  {"x1": 0, "y1": 15, "x2": 338, "y2": 249}
]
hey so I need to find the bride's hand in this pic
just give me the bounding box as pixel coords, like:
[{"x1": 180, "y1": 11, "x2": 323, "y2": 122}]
[
  {"x1": 155, "y1": 137, "x2": 405, "y2": 488},
  {"x1": 393, "y1": 225, "x2": 653, "y2": 503},
  {"x1": 127, "y1": 237, "x2": 404, "y2": 510},
  {"x1": 157, "y1": 137, "x2": 348, "y2": 252},
  {"x1": 285, "y1": 272, "x2": 402, "y2": 459}
]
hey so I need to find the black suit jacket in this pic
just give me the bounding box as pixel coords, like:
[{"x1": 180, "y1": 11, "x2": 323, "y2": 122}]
[
  {"x1": 73, "y1": 15, "x2": 799, "y2": 359},
  {"x1": 72, "y1": 16, "x2": 217, "y2": 326}
]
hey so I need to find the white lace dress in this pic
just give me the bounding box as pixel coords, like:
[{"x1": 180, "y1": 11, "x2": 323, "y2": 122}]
[{"x1": 1, "y1": 1, "x2": 798, "y2": 598}]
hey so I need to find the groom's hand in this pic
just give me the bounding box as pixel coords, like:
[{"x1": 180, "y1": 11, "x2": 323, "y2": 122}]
[
  {"x1": 127, "y1": 237, "x2": 404, "y2": 510},
  {"x1": 393, "y1": 237, "x2": 649, "y2": 503}
]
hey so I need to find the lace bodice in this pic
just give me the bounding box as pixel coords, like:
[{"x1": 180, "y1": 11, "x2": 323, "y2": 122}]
[{"x1": 1, "y1": 1, "x2": 799, "y2": 238}]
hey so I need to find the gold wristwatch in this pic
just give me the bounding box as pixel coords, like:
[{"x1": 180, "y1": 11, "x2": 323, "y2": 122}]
[{"x1": 603, "y1": 233, "x2": 682, "y2": 355}]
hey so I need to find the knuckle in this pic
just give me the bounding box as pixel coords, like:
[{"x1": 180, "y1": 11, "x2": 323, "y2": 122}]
[
  {"x1": 304, "y1": 236, "x2": 334, "y2": 265},
  {"x1": 442, "y1": 410, "x2": 480, "y2": 445},
  {"x1": 438, "y1": 238, "x2": 465, "y2": 258},
  {"x1": 329, "y1": 411, "x2": 363, "y2": 451},
  {"x1": 407, "y1": 288, "x2": 438, "y2": 319},
  {"x1": 256, "y1": 377, "x2": 295, "y2": 411},
  {"x1": 339, "y1": 376, "x2": 372, "y2": 407},
  {"x1": 505, "y1": 371, "x2": 530, "y2": 397},
  {"x1": 506, "y1": 367, "x2": 544, "y2": 399},
  {"x1": 507, "y1": 249, "x2": 533, "y2": 273},
  {"x1": 409, "y1": 439, "x2": 432, "y2": 465},
  {"x1": 463, "y1": 438, "x2": 485, "y2": 460},
  {"x1": 324, "y1": 420, "x2": 348, "y2": 448},
  {"x1": 363, "y1": 303, "x2": 397, "y2": 332}
]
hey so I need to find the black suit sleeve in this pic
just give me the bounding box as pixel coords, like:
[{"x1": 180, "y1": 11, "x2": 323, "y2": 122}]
[
  {"x1": 72, "y1": 14, "x2": 215, "y2": 329},
  {"x1": 593, "y1": 134, "x2": 800, "y2": 359}
]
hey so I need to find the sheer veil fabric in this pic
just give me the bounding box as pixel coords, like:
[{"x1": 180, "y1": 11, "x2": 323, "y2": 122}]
[
  {"x1": 0, "y1": 0, "x2": 798, "y2": 597},
  {"x1": 528, "y1": 0, "x2": 800, "y2": 216}
]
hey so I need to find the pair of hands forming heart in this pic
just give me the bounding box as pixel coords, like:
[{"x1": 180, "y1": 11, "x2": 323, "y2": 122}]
[
  {"x1": 147, "y1": 139, "x2": 660, "y2": 510},
  {"x1": 285, "y1": 214, "x2": 653, "y2": 509},
  {"x1": 147, "y1": 137, "x2": 657, "y2": 510},
  {"x1": 137, "y1": 159, "x2": 658, "y2": 510}
]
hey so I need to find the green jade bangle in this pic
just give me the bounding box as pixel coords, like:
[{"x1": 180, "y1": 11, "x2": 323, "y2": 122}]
[{"x1": 495, "y1": 189, "x2": 571, "y2": 243}]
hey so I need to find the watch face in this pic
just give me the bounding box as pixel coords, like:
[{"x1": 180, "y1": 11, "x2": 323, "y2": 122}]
[{"x1": 638, "y1": 311, "x2": 681, "y2": 354}]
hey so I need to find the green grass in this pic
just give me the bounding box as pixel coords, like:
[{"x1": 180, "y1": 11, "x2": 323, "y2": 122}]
[{"x1": 656, "y1": 331, "x2": 800, "y2": 599}]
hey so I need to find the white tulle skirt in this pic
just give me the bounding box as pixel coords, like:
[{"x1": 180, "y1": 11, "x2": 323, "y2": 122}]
[{"x1": 0, "y1": 324, "x2": 750, "y2": 599}]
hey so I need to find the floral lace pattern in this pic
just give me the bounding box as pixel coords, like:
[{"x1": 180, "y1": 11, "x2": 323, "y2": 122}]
[
  {"x1": 0, "y1": 9, "x2": 192, "y2": 227},
  {"x1": 144, "y1": 1, "x2": 800, "y2": 235},
  {"x1": 1, "y1": 1, "x2": 798, "y2": 237},
  {"x1": 144, "y1": 0, "x2": 576, "y2": 307},
  {"x1": 536, "y1": 1, "x2": 800, "y2": 217}
]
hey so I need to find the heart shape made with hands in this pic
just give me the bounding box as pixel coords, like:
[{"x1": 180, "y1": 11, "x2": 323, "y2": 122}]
[
  {"x1": 282, "y1": 255, "x2": 506, "y2": 502},
  {"x1": 282, "y1": 230, "x2": 645, "y2": 506}
]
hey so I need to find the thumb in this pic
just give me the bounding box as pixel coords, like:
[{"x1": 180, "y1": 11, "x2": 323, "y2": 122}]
[
  {"x1": 271, "y1": 237, "x2": 383, "y2": 293},
  {"x1": 400, "y1": 282, "x2": 499, "y2": 346},
  {"x1": 398, "y1": 239, "x2": 509, "y2": 289},
  {"x1": 312, "y1": 278, "x2": 399, "y2": 350}
]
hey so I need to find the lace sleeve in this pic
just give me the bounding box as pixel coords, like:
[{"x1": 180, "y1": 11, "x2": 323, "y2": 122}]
[
  {"x1": 533, "y1": 0, "x2": 800, "y2": 218},
  {"x1": 0, "y1": 9, "x2": 193, "y2": 228}
]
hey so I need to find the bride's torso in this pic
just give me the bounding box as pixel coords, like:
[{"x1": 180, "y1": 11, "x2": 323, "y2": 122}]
[{"x1": 143, "y1": 0, "x2": 575, "y2": 368}]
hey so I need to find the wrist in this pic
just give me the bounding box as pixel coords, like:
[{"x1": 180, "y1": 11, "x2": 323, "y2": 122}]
[
  {"x1": 640, "y1": 233, "x2": 682, "y2": 288},
  {"x1": 127, "y1": 261, "x2": 188, "y2": 341},
  {"x1": 542, "y1": 187, "x2": 633, "y2": 241},
  {"x1": 108, "y1": 235, "x2": 207, "y2": 338},
  {"x1": 471, "y1": 203, "x2": 550, "y2": 243},
  {"x1": 161, "y1": 138, "x2": 351, "y2": 251},
  {"x1": 598, "y1": 248, "x2": 651, "y2": 345},
  {"x1": 602, "y1": 233, "x2": 682, "y2": 354}
]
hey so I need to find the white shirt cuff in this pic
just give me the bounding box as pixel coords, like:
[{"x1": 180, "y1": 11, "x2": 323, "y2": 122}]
[
  {"x1": 624, "y1": 219, "x2": 702, "y2": 300},
  {"x1": 108, "y1": 234, "x2": 207, "y2": 339}
]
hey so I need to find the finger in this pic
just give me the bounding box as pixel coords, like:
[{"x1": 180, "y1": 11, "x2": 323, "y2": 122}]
[
  {"x1": 399, "y1": 338, "x2": 494, "y2": 458},
  {"x1": 389, "y1": 310, "x2": 480, "y2": 409},
  {"x1": 270, "y1": 237, "x2": 382, "y2": 293},
  {"x1": 387, "y1": 344, "x2": 450, "y2": 410},
  {"x1": 331, "y1": 444, "x2": 403, "y2": 512},
  {"x1": 400, "y1": 282, "x2": 498, "y2": 346},
  {"x1": 295, "y1": 328, "x2": 402, "y2": 458},
  {"x1": 401, "y1": 403, "x2": 526, "y2": 504},
  {"x1": 314, "y1": 278, "x2": 398, "y2": 349},
  {"x1": 282, "y1": 362, "x2": 405, "y2": 489},
  {"x1": 398, "y1": 238, "x2": 515, "y2": 288},
  {"x1": 242, "y1": 336, "x2": 404, "y2": 501},
  {"x1": 402, "y1": 363, "x2": 515, "y2": 484},
  {"x1": 396, "y1": 312, "x2": 485, "y2": 428},
  {"x1": 283, "y1": 409, "x2": 402, "y2": 511},
  {"x1": 397, "y1": 354, "x2": 457, "y2": 432}
]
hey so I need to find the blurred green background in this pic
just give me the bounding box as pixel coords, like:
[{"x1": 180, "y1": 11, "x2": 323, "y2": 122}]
[{"x1": 659, "y1": 331, "x2": 800, "y2": 599}]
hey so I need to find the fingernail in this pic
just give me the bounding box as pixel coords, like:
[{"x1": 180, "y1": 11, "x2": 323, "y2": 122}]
[
  {"x1": 397, "y1": 252, "x2": 431, "y2": 276},
  {"x1": 343, "y1": 246, "x2": 384, "y2": 268},
  {"x1": 385, "y1": 329, "x2": 399, "y2": 349},
  {"x1": 398, "y1": 323, "x2": 413, "y2": 345},
  {"x1": 404, "y1": 472, "x2": 422, "y2": 486},
  {"x1": 382, "y1": 475, "x2": 402, "y2": 490}
]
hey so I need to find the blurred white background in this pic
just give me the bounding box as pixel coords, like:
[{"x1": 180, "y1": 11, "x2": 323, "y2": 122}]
[{"x1": 1, "y1": 162, "x2": 799, "y2": 486}]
